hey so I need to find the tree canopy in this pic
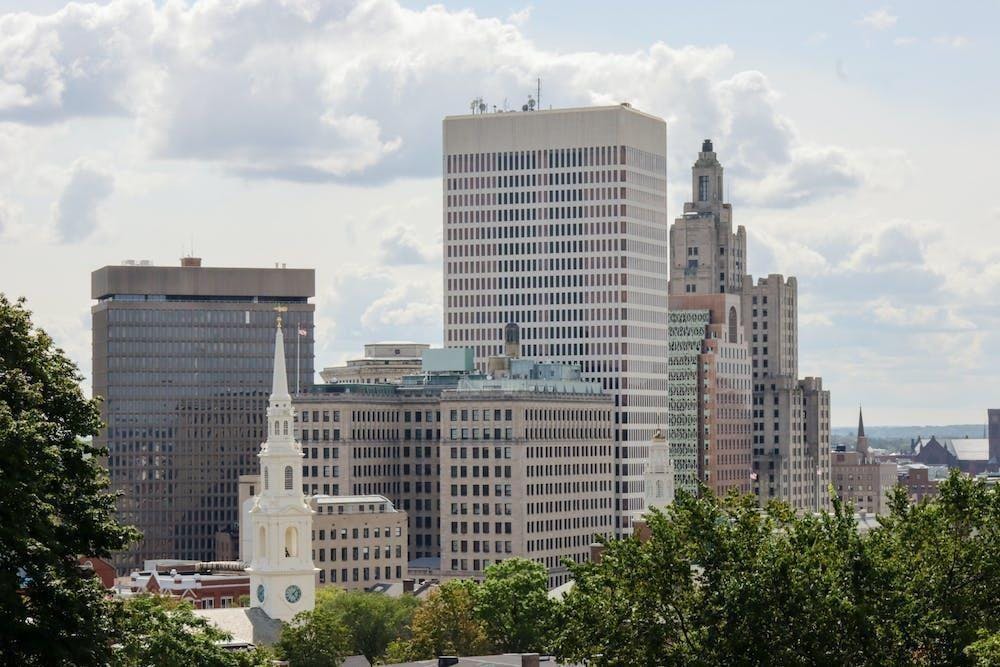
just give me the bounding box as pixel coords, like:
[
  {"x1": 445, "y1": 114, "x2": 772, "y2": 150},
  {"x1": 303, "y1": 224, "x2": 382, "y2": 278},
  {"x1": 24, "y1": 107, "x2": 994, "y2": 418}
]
[
  {"x1": 112, "y1": 594, "x2": 270, "y2": 667},
  {"x1": 0, "y1": 294, "x2": 139, "y2": 665},
  {"x1": 553, "y1": 473, "x2": 1000, "y2": 666},
  {"x1": 404, "y1": 579, "x2": 491, "y2": 659},
  {"x1": 475, "y1": 558, "x2": 555, "y2": 653}
]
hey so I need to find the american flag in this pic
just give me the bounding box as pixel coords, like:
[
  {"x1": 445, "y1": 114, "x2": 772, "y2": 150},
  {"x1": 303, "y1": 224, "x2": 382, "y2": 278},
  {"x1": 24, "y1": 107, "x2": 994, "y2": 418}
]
[
  {"x1": 750, "y1": 471, "x2": 758, "y2": 481},
  {"x1": 298, "y1": 327, "x2": 307, "y2": 337}
]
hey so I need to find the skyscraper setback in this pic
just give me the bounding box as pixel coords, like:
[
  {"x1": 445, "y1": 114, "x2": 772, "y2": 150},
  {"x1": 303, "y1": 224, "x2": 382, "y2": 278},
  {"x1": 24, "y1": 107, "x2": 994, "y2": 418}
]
[
  {"x1": 91, "y1": 258, "x2": 315, "y2": 569},
  {"x1": 442, "y1": 104, "x2": 669, "y2": 531},
  {"x1": 666, "y1": 141, "x2": 830, "y2": 510}
]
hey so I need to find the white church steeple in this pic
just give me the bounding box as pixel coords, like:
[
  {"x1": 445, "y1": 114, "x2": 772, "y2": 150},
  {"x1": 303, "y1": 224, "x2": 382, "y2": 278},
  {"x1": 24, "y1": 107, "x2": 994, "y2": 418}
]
[{"x1": 246, "y1": 310, "x2": 316, "y2": 621}]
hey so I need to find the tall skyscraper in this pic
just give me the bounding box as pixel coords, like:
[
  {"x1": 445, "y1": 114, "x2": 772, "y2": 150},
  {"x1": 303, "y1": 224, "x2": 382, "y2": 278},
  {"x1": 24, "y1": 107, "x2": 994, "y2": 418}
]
[
  {"x1": 91, "y1": 257, "x2": 315, "y2": 569},
  {"x1": 442, "y1": 104, "x2": 669, "y2": 531},
  {"x1": 667, "y1": 141, "x2": 829, "y2": 511}
]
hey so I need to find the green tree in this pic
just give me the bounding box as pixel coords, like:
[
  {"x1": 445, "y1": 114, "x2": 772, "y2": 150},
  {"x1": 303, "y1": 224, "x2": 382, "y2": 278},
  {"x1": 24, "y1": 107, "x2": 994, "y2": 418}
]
[
  {"x1": 553, "y1": 475, "x2": 1000, "y2": 666},
  {"x1": 275, "y1": 601, "x2": 351, "y2": 667},
  {"x1": 967, "y1": 631, "x2": 1000, "y2": 666},
  {"x1": 0, "y1": 294, "x2": 139, "y2": 666},
  {"x1": 863, "y1": 473, "x2": 1000, "y2": 664},
  {"x1": 309, "y1": 588, "x2": 418, "y2": 663},
  {"x1": 475, "y1": 558, "x2": 556, "y2": 653},
  {"x1": 405, "y1": 580, "x2": 491, "y2": 659},
  {"x1": 111, "y1": 594, "x2": 270, "y2": 667}
]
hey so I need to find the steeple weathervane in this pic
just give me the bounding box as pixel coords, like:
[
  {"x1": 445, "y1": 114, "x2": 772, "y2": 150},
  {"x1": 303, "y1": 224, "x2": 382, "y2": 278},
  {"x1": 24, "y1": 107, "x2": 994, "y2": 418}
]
[{"x1": 274, "y1": 305, "x2": 287, "y2": 329}]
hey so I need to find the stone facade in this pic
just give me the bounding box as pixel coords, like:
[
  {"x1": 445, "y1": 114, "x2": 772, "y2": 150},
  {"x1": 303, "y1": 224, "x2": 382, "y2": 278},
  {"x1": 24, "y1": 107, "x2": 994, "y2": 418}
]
[
  {"x1": 288, "y1": 354, "x2": 614, "y2": 588},
  {"x1": 319, "y1": 343, "x2": 429, "y2": 384},
  {"x1": 668, "y1": 139, "x2": 747, "y2": 296},
  {"x1": 666, "y1": 141, "x2": 830, "y2": 511},
  {"x1": 239, "y1": 485, "x2": 407, "y2": 592}
]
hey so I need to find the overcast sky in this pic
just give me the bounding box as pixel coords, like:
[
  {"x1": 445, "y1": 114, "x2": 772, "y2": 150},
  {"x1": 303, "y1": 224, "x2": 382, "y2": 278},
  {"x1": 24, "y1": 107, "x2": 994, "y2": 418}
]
[{"x1": 0, "y1": 0, "x2": 996, "y2": 426}]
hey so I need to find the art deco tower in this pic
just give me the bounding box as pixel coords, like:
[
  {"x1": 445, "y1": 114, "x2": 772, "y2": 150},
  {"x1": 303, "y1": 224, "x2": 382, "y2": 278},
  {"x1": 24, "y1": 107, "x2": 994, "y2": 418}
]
[{"x1": 247, "y1": 314, "x2": 316, "y2": 622}]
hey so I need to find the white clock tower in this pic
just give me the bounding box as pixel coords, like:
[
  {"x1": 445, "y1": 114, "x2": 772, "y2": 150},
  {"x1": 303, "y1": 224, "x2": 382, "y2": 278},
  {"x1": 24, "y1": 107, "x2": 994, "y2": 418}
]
[{"x1": 247, "y1": 312, "x2": 316, "y2": 622}]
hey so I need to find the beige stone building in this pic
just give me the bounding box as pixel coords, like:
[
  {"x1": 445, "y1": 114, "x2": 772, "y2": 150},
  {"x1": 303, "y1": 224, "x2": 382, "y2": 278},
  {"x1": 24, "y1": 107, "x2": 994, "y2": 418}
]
[
  {"x1": 831, "y1": 409, "x2": 897, "y2": 515},
  {"x1": 666, "y1": 141, "x2": 830, "y2": 511},
  {"x1": 319, "y1": 343, "x2": 429, "y2": 384},
  {"x1": 668, "y1": 139, "x2": 747, "y2": 297},
  {"x1": 240, "y1": 480, "x2": 408, "y2": 591},
  {"x1": 442, "y1": 104, "x2": 669, "y2": 534},
  {"x1": 288, "y1": 345, "x2": 614, "y2": 588}
]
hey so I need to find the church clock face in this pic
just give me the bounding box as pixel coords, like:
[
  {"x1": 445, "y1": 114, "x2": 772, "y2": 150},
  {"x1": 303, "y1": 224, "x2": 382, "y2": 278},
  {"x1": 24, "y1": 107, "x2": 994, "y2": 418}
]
[
  {"x1": 285, "y1": 585, "x2": 302, "y2": 603},
  {"x1": 256, "y1": 584, "x2": 265, "y2": 603}
]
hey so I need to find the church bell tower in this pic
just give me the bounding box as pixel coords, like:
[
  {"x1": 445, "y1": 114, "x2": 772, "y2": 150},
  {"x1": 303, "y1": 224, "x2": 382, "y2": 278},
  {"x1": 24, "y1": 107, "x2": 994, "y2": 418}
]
[{"x1": 246, "y1": 311, "x2": 316, "y2": 621}]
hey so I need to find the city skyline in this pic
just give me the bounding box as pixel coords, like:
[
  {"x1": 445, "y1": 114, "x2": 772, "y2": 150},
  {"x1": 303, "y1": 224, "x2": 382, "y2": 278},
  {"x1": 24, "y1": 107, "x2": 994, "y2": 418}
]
[{"x1": 0, "y1": 1, "x2": 996, "y2": 425}]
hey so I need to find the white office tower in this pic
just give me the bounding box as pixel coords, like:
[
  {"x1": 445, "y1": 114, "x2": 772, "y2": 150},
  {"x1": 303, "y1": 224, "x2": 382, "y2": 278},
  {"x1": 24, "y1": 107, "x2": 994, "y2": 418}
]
[
  {"x1": 442, "y1": 104, "x2": 669, "y2": 532},
  {"x1": 247, "y1": 316, "x2": 316, "y2": 621}
]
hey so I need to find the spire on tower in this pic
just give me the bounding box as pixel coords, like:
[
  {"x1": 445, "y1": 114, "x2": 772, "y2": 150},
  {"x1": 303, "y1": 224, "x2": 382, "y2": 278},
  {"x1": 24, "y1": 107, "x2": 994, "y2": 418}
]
[
  {"x1": 270, "y1": 312, "x2": 290, "y2": 402},
  {"x1": 858, "y1": 405, "x2": 865, "y2": 438}
]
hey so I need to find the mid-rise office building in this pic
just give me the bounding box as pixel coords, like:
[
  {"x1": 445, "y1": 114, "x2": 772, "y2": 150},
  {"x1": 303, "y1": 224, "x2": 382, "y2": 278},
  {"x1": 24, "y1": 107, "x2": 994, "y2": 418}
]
[
  {"x1": 442, "y1": 104, "x2": 669, "y2": 532},
  {"x1": 290, "y1": 342, "x2": 615, "y2": 587},
  {"x1": 831, "y1": 409, "x2": 897, "y2": 515},
  {"x1": 91, "y1": 257, "x2": 315, "y2": 569}
]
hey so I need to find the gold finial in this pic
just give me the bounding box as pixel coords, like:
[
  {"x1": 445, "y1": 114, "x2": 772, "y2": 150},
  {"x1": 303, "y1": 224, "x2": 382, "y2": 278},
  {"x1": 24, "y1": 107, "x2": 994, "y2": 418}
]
[{"x1": 274, "y1": 305, "x2": 287, "y2": 328}]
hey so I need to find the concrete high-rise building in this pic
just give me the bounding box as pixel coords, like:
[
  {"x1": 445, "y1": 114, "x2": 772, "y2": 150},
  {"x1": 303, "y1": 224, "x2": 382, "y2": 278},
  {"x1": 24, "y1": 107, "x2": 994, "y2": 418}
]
[
  {"x1": 91, "y1": 257, "x2": 315, "y2": 569},
  {"x1": 668, "y1": 139, "x2": 746, "y2": 296},
  {"x1": 667, "y1": 141, "x2": 830, "y2": 511},
  {"x1": 668, "y1": 293, "x2": 753, "y2": 497},
  {"x1": 741, "y1": 274, "x2": 799, "y2": 380},
  {"x1": 442, "y1": 104, "x2": 669, "y2": 532}
]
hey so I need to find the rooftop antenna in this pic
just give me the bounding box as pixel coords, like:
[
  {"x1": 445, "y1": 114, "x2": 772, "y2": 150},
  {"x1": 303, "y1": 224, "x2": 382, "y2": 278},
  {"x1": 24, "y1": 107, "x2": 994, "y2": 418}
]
[{"x1": 537, "y1": 78, "x2": 541, "y2": 109}]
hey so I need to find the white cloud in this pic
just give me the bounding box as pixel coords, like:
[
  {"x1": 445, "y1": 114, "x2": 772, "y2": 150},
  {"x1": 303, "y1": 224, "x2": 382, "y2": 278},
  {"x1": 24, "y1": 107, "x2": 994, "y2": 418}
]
[
  {"x1": 933, "y1": 35, "x2": 970, "y2": 49},
  {"x1": 379, "y1": 223, "x2": 438, "y2": 265},
  {"x1": 507, "y1": 6, "x2": 533, "y2": 26},
  {"x1": 867, "y1": 297, "x2": 975, "y2": 331},
  {"x1": 893, "y1": 36, "x2": 918, "y2": 46},
  {"x1": 859, "y1": 9, "x2": 898, "y2": 30},
  {"x1": 0, "y1": 0, "x2": 871, "y2": 205},
  {"x1": 51, "y1": 159, "x2": 113, "y2": 243}
]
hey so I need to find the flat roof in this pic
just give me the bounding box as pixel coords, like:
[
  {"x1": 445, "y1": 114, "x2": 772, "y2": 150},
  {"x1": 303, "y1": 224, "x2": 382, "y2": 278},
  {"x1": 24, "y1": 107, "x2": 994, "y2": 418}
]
[
  {"x1": 313, "y1": 494, "x2": 393, "y2": 505},
  {"x1": 92, "y1": 264, "x2": 315, "y2": 299}
]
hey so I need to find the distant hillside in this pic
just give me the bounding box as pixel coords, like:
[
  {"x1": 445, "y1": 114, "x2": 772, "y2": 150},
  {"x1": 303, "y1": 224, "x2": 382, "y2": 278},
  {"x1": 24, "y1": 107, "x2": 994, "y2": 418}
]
[{"x1": 831, "y1": 424, "x2": 986, "y2": 439}]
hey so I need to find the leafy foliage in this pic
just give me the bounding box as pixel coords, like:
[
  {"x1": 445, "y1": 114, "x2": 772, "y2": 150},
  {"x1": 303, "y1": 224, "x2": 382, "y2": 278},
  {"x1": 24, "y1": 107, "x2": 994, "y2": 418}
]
[
  {"x1": 310, "y1": 588, "x2": 418, "y2": 663},
  {"x1": 111, "y1": 594, "x2": 270, "y2": 667},
  {"x1": 0, "y1": 294, "x2": 140, "y2": 666},
  {"x1": 553, "y1": 475, "x2": 1000, "y2": 666},
  {"x1": 475, "y1": 558, "x2": 555, "y2": 653},
  {"x1": 402, "y1": 579, "x2": 491, "y2": 659},
  {"x1": 275, "y1": 601, "x2": 351, "y2": 667}
]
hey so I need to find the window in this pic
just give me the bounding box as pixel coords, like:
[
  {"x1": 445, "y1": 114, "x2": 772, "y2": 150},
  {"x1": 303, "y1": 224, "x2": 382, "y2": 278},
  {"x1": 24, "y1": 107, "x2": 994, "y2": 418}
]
[
  {"x1": 698, "y1": 175, "x2": 709, "y2": 201},
  {"x1": 284, "y1": 466, "x2": 293, "y2": 490}
]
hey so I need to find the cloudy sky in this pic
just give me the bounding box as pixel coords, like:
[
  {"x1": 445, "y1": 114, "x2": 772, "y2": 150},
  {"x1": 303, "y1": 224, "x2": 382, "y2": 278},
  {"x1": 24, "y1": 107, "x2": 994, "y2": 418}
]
[{"x1": 0, "y1": 0, "x2": 996, "y2": 427}]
